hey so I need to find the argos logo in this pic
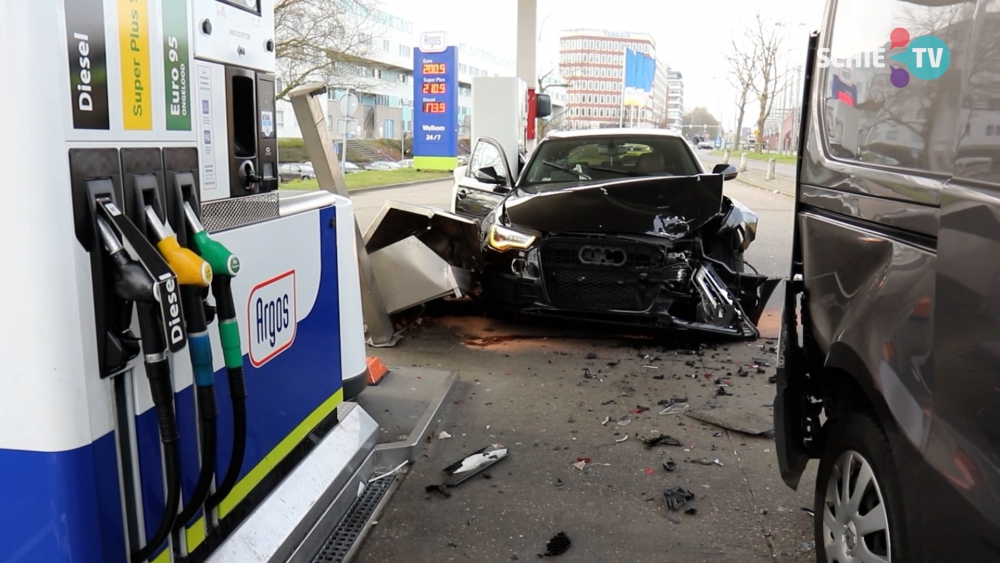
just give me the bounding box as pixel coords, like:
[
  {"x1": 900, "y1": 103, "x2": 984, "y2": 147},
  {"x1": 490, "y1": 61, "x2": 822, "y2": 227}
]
[{"x1": 247, "y1": 270, "x2": 297, "y2": 367}]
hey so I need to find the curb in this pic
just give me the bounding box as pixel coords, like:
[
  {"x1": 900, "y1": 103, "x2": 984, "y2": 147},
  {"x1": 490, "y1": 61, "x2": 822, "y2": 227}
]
[
  {"x1": 733, "y1": 174, "x2": 795, "y2": 198},
  {"x1": 347, "y1": 176, "x2": 452, "y2": 193}
]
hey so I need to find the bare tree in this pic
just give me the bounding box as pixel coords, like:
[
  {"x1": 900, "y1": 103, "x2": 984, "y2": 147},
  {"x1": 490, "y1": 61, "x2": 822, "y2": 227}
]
[
  {"x1": 726, "y1": 32, "x2": 759, "y2": 150},
  {"x1": 274, "y1": 0, "x2": 386, "y2": 100},
  {"x1": 746, "y1": 13, "x2": 786, "y2": 153}
]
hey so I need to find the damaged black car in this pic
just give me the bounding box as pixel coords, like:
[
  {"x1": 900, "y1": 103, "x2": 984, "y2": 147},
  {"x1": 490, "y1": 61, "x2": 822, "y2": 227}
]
[{"x1": 457, "y1": 130, "x2": 778, "y2": 338}]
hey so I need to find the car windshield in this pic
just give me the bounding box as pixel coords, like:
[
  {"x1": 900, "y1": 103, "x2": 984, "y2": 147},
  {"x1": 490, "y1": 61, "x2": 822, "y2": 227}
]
[{"x1": 520, "y1": 135, "x2": 701, "y2": 191}]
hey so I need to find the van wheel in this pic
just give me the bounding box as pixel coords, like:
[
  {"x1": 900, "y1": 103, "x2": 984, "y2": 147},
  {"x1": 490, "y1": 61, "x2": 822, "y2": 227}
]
[{"x1": 815, "y1": 412, "x2": 908, "y2": 563}]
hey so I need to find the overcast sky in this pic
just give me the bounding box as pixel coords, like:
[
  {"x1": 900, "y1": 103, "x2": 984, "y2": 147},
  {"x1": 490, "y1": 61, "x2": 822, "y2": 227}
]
[{"x1": 379, "y1": 0, "x2": 826, "y2": 128}]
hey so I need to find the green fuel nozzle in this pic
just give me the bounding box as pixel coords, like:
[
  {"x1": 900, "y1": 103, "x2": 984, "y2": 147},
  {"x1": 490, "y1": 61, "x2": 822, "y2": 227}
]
[{"x1": 183, "y1": 202, "x2": 240, "y2": 277}]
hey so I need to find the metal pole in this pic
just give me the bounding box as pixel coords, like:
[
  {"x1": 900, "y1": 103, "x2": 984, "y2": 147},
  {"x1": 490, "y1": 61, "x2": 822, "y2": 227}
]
[
  {"x1": 619, "y1": 48, "x2": 626, "y2": 128},
  {"x1": 342, "y1": 89, "x2": 349, "y2": 170}
]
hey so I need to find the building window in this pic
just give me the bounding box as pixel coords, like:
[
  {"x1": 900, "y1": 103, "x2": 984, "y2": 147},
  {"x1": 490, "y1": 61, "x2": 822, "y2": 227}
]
[
  {"x1": 383, "y1": 39, "x2": 390, "y2": 52},
  {"x1": 372, "y1": 68, "x2": 382, "y2": 79},
  {"x1": 276, "y1": 110, "x2": 284, "y2": 127},
  {"x1": 396, "y1": 73, "x2": 406, "y2": 83}
]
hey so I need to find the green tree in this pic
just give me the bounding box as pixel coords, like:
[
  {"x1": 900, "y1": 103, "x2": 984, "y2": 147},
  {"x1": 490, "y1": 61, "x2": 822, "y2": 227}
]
[{"x1": 681, "y1": 108, "x2": 720, "y2": 140}]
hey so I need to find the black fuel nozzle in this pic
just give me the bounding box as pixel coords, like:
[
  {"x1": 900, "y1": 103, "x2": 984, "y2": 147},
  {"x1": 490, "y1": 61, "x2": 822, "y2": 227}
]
[{"x1": 96, "y1": 212, "x2": 182, "y2": 563}]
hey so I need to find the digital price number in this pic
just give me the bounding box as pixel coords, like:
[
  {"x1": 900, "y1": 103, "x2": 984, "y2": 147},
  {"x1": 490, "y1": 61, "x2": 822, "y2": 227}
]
[
  {"x1": 422, "y1": 63, "x2": 447, "y2": 75},
  {"x1": 422, "y1": 102, "x2": 447, "y2": 113},
  {"x1": 422, "y1": 83, "x2": 447, "y2": 94}
]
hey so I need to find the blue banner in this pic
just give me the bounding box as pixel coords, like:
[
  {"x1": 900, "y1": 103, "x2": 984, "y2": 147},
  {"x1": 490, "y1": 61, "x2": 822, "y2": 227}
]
[
  {"x1": 623, "y1": 49, "x2": 655, "y2": 106},
  {"x1": 413, "y1": 46, "x2": 458, "y2": 169}
]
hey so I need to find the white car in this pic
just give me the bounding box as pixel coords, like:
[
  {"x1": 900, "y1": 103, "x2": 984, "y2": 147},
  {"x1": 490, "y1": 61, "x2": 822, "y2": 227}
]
[
  {"x1": 397, "y1": 159, "x2": 414, "y2": 168},
  {"x1": 365, "y1": 161, "x2": 401, "y2": 170},
  {"x1": 697, "y1": 140, "x2": 715, "y2": 150},
  {"x1": 343, "y1": 161, "x2": 361, "y2": 174}
]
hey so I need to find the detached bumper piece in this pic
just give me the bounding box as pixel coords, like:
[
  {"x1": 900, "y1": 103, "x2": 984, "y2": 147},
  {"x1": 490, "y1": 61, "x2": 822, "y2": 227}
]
[{"x1": 363, "y1": 201, "x2": 481, "y2": 315}]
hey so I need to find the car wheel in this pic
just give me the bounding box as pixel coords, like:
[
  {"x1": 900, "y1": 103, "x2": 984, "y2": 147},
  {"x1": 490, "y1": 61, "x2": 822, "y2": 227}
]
[
  {"x1": 706, "y1": 237, "x2": 745, "y2": 273},
  {"x1": 815, "y1": 412, "x2": 908, "y2": 563}
]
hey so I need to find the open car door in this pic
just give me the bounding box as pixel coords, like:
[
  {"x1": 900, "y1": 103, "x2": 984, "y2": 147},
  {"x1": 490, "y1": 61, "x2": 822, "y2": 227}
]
[{"x1": 454, "y1": 136, "x2": 514, "y2": 220}]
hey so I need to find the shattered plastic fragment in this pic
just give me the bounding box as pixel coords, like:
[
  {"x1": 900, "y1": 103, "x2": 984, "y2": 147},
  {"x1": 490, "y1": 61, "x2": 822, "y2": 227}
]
[
  {"x1": 663, "y1": 486, "x2": 696, "y2": 511},
  {"x1": 586, "y1": 352, "x2": 597, "y2": 359},
  {"x1": 685, "y1": 507, "x2": 698, "y2": 515},
  {"x1": 442, "y1": 444, "x2": 508, "y2": 486},
  {"x1": 425, "y1": 484, "x2": 452, "y2": 498},
  {"x1": 663, "y1": 460, "x2": 677, "y2": 472},
  {"x1": 640, "y1": 434, "x2": 683, "y2": 448},
  {"x1": 615, "y1": 435, "x2": 629, "y2": 443},
  {"x1": 438, "y1": 431, "x2": 452, "y2": 440},
  {"x1": 542, "y1": 531, "x2": 571, "y2": 557},
  {"x1": 659, "y1": 403, "x2": 690, "y2": 415},
  {"x1": 633, "y1": 405, "x2": 650, "y2": 414},
  {"x1": 617, "y1": 416, "x2": 632, "y2": 426},
  {"x1": 602, "y1": 416, "x2": 611, "y2": 426}
]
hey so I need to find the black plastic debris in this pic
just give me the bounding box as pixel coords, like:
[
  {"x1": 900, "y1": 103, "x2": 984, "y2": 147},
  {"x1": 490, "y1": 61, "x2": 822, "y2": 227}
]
[
  {"x1": 716, "y1": 386, "x2": 731, "y2": 396},
  {"x1": 663, "y1": 486, "x2": 696, "y2": 511},
  {"x1": 652, "y1": 374, "x2": 665, "y2": 380},
  {"x1": 607, "y1": 360, "x2": 621, "y2": 367},
  {"x1": 425, "y1": 484, "x2": 452, "y2": 498},
  {"x1": 541, "y1": 532, "x2": 571, "y2": 557},
  {"x1": 663, "y1": 460, "x2": 677, "y2": 472},
  {"x1": 713, "y1": 432, "x2": 722, "y2": 437},
  {"x1": 442, "y1": 444, "x2": 508, "y2": 486},
  {"x1": 586, "y1": 352, "x2": 598, "y2": 359},
  {"x1": 768, "y1": 375, "x2": 777, "y2": 384},
  {"x1": 633, "y1": 405, "x2": 650, "y2": 414},
  {"x1": 639, "y1": 434, "x2": 682, "y2": 448},
  {"x1": 483, "y1": 472, "x2": 492, "y2": 480},
  {"x1": 737, "y1": 366, "x2": 749, "y2": 377},
  {"x1": 684, "y1": 360, "x2": 696, "y2": 367},
  {"x1": 601, "y1": 399, "x2": 615, "y2": 405},
  {"x1": 583, "y1": 368, "x2": 595, "y2": 379},
  {"x1": 685, "y1": 507, "x2": 698, "y2": 515}
]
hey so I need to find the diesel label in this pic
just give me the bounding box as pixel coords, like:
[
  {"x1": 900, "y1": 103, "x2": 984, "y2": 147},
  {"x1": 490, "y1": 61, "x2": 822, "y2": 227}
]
[{"x1": 64, "y1": 0, "x2": 109, "y2": 129}]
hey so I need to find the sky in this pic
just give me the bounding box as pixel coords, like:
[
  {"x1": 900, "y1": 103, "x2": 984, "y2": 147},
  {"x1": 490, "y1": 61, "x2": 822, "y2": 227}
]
[{"x1": 379, "y1": 0, "x2": 826, "y2": 129}]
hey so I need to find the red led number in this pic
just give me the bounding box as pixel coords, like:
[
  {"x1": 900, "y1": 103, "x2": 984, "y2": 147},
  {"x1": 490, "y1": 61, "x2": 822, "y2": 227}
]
[
  {"x1": 422, "y1": 63, "x2": 447, "y2": 75},
  {"x1": 422, "y1": 83, "x2": 447, "y2": 94},
  {"x1": 422, "y1": 102, "x2": 447, "y2": 113}
]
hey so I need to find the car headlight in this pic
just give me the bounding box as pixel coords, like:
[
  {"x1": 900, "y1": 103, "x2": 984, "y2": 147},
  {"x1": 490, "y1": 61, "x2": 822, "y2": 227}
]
[{"x1": 488, "y1": 224, "x2": 536, "y2": 251}]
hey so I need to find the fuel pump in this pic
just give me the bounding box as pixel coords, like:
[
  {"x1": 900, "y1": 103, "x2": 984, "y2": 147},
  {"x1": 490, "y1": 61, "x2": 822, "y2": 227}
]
[{"x1": 3, "y1": 1, "x2": 379, "y2": 562}]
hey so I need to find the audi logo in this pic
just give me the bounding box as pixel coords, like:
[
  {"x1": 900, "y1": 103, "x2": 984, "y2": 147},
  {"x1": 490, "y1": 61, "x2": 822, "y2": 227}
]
[{"x1": 578, "y1": 245, "x2": 627, "y2": 266}]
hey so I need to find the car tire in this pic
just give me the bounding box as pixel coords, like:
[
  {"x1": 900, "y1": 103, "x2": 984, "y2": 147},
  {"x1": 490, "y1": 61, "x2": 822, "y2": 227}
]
[
  {"x1": 706, "y1": 237, "x2": 745, "y2": 274},
  {"x1": 814, "y1": 412, "x2": 909, "y2": 563}
]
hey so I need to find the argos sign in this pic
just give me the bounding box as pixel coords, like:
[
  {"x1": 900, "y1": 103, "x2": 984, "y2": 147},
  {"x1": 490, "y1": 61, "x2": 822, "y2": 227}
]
[{"x1": 247, "y1": 270, "x2": 297, "y2": 367}]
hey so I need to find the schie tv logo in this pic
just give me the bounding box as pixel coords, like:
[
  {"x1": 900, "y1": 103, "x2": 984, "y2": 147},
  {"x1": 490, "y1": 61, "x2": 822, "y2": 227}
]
[
  {"x1": 247, "y1": 270, "x2": 297, "y2": 367},
  {"x1": 817, "y1": 27, "x2": 950, "y2": 88},
  {"x1": 420, "y1": 31, "x2": 447, "y2": 53}
]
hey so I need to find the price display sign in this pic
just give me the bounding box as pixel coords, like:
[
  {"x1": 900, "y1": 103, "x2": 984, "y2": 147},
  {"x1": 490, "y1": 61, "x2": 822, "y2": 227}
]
[{"x1": 413, "y1": 46, "x2": 458, "y2": 169}]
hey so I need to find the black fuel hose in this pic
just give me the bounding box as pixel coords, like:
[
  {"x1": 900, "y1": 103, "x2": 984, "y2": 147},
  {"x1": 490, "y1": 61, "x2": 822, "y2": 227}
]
[
  {"x1": 132, "y1": 301, "x2": 182, "y2": 563},
  {"x1": 173, "y1": 285, "x2": 218, "y2": 533},
  {"x1": 206, "y1": 277, "x2": 248, "y2": 514}
]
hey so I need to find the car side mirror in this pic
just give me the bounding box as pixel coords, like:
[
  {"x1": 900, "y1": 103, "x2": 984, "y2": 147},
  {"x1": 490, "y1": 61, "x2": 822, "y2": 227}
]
[
  {"x1": 535, "y1": 94, "x2": 552, "y2": 118},
  {"x1": 712, "y1": 163, "x2": 739, "y2": 181},
  {"x1": 474, "y1": 166, "x2": 505, "y2": 185}
]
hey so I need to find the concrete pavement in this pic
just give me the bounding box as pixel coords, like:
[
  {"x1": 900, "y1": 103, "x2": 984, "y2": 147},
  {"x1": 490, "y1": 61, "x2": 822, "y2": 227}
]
[
  {"x1": 347, "y1": 180, "x2": 815, "y2": 563},
  {"x1": 699, "y1": 153, "x2": 796, "y2": 198}
]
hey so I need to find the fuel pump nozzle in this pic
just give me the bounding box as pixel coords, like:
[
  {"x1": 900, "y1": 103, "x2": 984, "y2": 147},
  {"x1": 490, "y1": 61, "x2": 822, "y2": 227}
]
[
  {"x1": 182, "y1": 202, "x2": 248, "y2": 518},
  {"x1": 97, "y1": 215, "x2": 182, "y2": 563},
  {"x1": 140, "y1": 206, "x2": 221, "y2": 542}
]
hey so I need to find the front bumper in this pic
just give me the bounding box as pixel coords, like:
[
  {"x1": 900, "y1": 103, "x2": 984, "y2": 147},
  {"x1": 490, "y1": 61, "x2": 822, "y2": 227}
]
[{"x1": 482, "y1": 237, "x2": 778, "y2": 339}]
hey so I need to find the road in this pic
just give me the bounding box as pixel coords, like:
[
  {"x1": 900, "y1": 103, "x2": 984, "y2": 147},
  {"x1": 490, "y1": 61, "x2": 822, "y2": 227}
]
[{"x1": 348, "y1": 180, "x2": 813, "y2": 563}]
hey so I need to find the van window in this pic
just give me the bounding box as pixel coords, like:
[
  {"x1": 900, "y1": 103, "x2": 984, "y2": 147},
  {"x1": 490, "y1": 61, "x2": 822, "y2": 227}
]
[
  {"x1": 955, "y1": 1, "x2": 1000, "y2": 185},
  {"x1": 821, "y1": 0, "x2": 972, "y2": 172}
]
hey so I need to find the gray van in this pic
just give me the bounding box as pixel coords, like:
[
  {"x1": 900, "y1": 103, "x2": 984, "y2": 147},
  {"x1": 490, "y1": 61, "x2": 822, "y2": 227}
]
[{"x1": 777, "y1": 1, "x2": 1000, "y2": 562}]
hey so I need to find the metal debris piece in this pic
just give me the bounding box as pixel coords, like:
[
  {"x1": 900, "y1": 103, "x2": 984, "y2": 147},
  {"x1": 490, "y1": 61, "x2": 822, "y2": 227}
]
[
  {"x1": 663, "y1": 486, "x2": 696, "y2": 511},
  {"x1": 369, "y1": 460, "x2": 409, "y2": 483},
  {"x1": 542, "y1": 531, "x2": 572, "y2": 557},
  {"x1": 639, "y1": 434, "x2": 683, "y2": 448},
  {"x1": 684, "y1": 409, "x2": 774, "y2": 435},
  {"x1": 442, "y1": 444, "x2": 508, "y2": 486},
  {"x1": 659, "y1": 403, "x2": 690, "y2": 415}
]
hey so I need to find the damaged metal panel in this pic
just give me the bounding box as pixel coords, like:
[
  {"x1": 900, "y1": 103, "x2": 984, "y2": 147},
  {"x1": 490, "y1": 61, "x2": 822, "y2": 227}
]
[{"x1": 363, "y1": 201, "x2": 481, "y2": 314}]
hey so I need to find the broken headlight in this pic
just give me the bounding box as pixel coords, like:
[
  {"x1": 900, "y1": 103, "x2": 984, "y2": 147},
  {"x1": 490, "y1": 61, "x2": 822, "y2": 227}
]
[{"x1": 488, "y1": 224, "x2": 537, "y2": 251}]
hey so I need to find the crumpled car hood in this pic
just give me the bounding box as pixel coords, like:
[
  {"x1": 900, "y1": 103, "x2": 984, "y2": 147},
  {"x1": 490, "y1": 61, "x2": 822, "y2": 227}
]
[{"x1": 501, "y1": 174, "x2": 724, "y2": 237}]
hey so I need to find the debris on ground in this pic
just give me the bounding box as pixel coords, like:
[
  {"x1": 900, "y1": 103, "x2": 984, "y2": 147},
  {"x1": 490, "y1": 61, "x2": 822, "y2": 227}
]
[
  {"x1": 586, "y1": 352, "x2": 598, "y2": 359},
  {"x1": 602, "y1": 416, "x2": 611, "y2": 426},
  {"x1": 663, "y1": 486, "x2": 696, "y2": 511},
  {"x1": 572, "y1": 458, "x2": 591, "y2": 470},
  {"x1": 425, "y1": 484, "x2": 452, "y2": 498},
  {"x1": 607, "y1": 360, "x2": 621, "y2": 367},
  {"x1": 601, "y1": 399, "x2": 615, "y2": 405},
  {"x1": 615, "y1": 435, "x2": 629, "y2": 443},
  {"x1": 554, "y1": 478, "x2": 563, "y2": 487},
  {"x1": 684, "y1": 409, "x2": 774, "y2": 435},
  {"x1": 442, "y1": 444, "x2": 508, "y2": 486},
  {"x1": 715, "y1": 386, "x2": 731, "y2": 396},
  {"x1": 541, "y1": 531, "x2": 572, "y2": 557},
  {"x1": 583, "y1": 368, "x2": 595, "y2": 379},
  {"x1": 633, "y1": 405, "x2": 650, "y2": 414},
  {"x1": 617, "y1": 416, "x2": 632, "y2": 426},
  {"x1": 438, "y1": 431, "x2": 452, "y2": 440},
  {"x1": 801, "y1": 507, "x2": 815, "y2": 517},
  {"x1": 639, "y1": 433, "x2": 682, "y2": 448},
  {"x1": 652, "y1": 374, "x2": 665, "y2": 380},
  {"x1": 663, "y1": 460, "x2": 677, "y2": 472},
  {"x1": 659, "y1": 402, "x2": 690, "y2": 415},
  {"x1": 768, "y1": 375, "x2": 777, "y2": 384},
  {"x1": 737, "y1": 366, "x2": 749, "y2": 377},
  {"x1": 684, "y1": 507, "x2": 698, "y2": 515}
]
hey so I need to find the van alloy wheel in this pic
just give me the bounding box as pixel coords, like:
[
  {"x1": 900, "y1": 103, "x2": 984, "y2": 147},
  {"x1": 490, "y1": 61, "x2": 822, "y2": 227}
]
[{"x1": 822, "y1": 450, "x2": 891, "y2": 563}]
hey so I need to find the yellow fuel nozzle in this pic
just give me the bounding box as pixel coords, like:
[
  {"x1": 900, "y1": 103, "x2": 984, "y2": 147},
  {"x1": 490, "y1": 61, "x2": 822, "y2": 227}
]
[{"x1": 145, "y1": 206, "x2": 213, "y2": 287}]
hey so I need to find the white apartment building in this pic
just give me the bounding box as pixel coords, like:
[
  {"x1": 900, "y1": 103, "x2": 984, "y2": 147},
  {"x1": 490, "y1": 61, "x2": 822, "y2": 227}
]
[
  {"x1": 666, "y1": 70, "x2": 684, "y2": 130},
  {"x1": 275, "y1": 3, "x2": 516, "y2": 141}
]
